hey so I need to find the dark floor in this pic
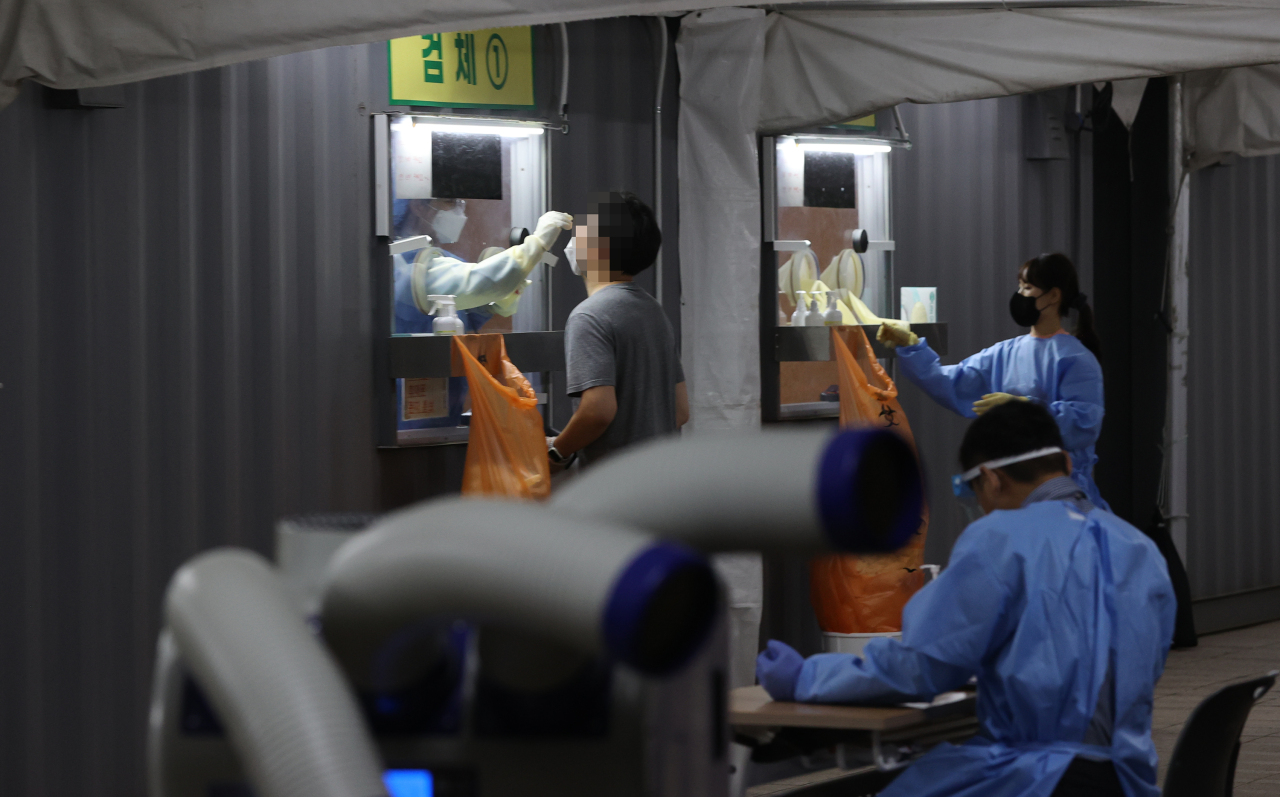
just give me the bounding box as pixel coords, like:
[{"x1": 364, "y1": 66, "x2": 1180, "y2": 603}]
[
  {"x1": 1154, "y1": 620, "x2": 1280, "y2": 795},
  {"x1": 746, "y1": 620, "x2": 1280, "y2": 796}
]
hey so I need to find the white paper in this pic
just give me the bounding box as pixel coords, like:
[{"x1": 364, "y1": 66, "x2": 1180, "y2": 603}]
[
  {"x1": 393, "y1": 126, "x2": 433, "y2": 200},
  {"x1": 776, "y1": 137, "x2": 805, "y2": 208}
]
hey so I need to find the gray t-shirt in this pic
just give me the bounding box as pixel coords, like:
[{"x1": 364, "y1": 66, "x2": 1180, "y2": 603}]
[{"x1": 565, "y1": 283, "x2": 685, "y2": 465}]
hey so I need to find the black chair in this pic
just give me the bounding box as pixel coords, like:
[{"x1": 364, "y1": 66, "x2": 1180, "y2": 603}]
[{"x1": 1162, "y1": 670, "x2": 1278, "y2": 797}]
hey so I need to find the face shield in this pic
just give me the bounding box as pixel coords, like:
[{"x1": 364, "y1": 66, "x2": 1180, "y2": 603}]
[{"x1": 951, "y1": 446, "x2": 1063, "y2": 522}]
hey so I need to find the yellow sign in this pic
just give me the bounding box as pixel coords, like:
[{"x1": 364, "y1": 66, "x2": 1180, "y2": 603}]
[
  {"x1": 389, "y1": 28, "x2": 536, "y2": 109},
  {"x1": 836, "y1": 115, "x2": 876, "y2": 130}
]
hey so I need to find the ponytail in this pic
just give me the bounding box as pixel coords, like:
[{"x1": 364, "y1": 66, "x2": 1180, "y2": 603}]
[
  {"x1": 1019, "y1": 253, "x2": 1103, "y2": 360},
  {"x1": 1069, "y1": 292, "x2": 1102, "y2": 359}
]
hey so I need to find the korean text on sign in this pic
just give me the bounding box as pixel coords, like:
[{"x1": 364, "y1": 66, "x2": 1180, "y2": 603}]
[{"x1": 389, "y1": 27, "x2": 536, "y2": 109}]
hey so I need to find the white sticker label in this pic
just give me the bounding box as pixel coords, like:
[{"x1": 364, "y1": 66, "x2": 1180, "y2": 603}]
[
  {"x1": 402, "y1": 378, "x2": 448, "y2": 420},
  {"x1": 392, "y1": 126, "x2": 433, "y2": 199}
]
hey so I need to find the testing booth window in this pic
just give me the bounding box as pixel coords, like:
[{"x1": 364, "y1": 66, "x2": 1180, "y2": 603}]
[
  {"x1": 388, "y1": 118, "x2": 548, "y2": 445},
  {"x1": 773, "y1": 135, "x2": 893, "y2": 412}
]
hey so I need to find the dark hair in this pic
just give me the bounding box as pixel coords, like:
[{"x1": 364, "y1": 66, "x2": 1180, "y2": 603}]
[
  {"x1": 1019, "y1": 253, "x2": 1102, "y2": 360},
  {"x1": 959, "y1": 401, "x2": 1070, "y2": 483},
  {"x1": 593, "y1": 191, "x2": 662, "y2": 276}
]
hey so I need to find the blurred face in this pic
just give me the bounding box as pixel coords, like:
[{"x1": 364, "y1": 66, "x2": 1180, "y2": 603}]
[{"x1": 575, "y1": 213, "x2": 627, "y2": 283}]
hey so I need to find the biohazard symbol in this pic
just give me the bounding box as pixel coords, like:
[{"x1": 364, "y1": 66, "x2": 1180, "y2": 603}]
[{"x1": 879, "y1": 403, "x2": 900, "y2": 428}]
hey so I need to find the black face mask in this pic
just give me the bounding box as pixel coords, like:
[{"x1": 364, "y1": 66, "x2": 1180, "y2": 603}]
[{"x1": 1009, "y1": 292, "x2": 1043, "y2": 327}]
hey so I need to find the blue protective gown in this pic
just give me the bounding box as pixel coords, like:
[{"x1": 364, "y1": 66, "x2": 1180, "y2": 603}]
[
  {"x1": 897, "y1": 333, "x2": 1109, "y2": 510},
  {"x1": 791, "y1": 501, "x2": 1175, "y2": 797}
]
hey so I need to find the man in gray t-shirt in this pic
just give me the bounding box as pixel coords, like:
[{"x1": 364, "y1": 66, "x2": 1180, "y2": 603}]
[{"x1": 547, "y1": 192, "x2": 688, "y2": 469}]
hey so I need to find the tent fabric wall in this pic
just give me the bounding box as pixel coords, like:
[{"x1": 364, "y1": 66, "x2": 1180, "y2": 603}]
[
  {"x1": 676, "y1": 7, "x2": 765, "y2": 432},
  {"x1": 1185, "y1": 64, "x2": 1280, "y2": 170},
  {"x1": 675, "y1": 6, "x2": 768, "y2": 690}
]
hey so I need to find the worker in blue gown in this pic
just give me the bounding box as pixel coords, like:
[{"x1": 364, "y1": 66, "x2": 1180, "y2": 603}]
[
  {"x1": 878, "y1": 253, "x2": 1110, "y2": 511},
  {"x1": 757, "y1": 401, "x2": 1175, "y2": 797}
]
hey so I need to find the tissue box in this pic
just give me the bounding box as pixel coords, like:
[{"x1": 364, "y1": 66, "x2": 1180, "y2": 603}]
[{"x1": 900, "y1": 287, "x2": 937, "y2": 324}]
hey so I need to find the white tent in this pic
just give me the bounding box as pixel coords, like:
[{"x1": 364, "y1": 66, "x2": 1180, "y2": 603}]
[{"x1": 7, "y1": 0, "x2": 1280, "y2": 676}]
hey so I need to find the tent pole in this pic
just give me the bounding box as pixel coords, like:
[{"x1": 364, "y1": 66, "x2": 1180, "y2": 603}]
[
  {"x1": 1166, "y1": 75, "x2": 1190, "y2": 559},
  {"x1": 653, "y1": 17, "x2": 669, "y2": 307}
]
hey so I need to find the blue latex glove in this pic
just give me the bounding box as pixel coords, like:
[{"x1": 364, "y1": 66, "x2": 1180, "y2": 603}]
[{"x1": 757, "y1": 640, "x2": 804, "y2": 702}]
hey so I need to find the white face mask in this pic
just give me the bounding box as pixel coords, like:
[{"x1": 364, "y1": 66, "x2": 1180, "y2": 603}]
[
  {"x1": 430, "y1": 204, "x2": 468, "y2": 244},
  {"x1": 564, "y1": 236, "x2": 580, "y2": 276}
]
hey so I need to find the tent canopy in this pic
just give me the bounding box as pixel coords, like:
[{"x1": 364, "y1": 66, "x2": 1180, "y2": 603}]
[
  {"x1": 5, "y1": 0, "x2": 1278, "y2": 171},
  {"x1": 0, "y1": 0, "x2": 790, "y2": 108},
  {"x1": 758, "y1": 6, "x2": 1280, "y2": 167}
]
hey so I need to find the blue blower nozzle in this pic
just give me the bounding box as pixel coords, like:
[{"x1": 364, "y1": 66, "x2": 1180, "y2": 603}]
[
  {"x1": 817, "y1": 428, "x2": 924, "y2": 553},
  {"x1": 602, "y1": 543, "x2": 718, "y2": 676}
]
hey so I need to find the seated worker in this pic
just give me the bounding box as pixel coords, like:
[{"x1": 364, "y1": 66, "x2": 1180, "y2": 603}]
[
  {"x1": 547, "y1": 191, "x2": 688, "y2": 469},
  {"x1": 757, "y1": 401, "x2": 1176, "y2": 797}
]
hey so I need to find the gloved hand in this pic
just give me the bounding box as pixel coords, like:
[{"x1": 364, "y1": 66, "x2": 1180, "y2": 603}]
[
  {"x1": 756, "y1": 640, "x2": 804, "y2": 702},
  {"x1": 877, "y1": 319, "x2": 918, "y2": 349},
  {"x1": 511, "y1": 211, "x2": 574, "y2": 276},
  {"x1": 533, "y1": 211, "x2": 574, "y2": 250},
  {"x1": 972, "y1": 392, "x2": 1028, "y2": 415}
]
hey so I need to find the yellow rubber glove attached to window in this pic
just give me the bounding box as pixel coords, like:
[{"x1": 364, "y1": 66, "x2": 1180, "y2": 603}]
[
  {"x1": 876, "y1": 319, "x2": 918, "y2": 349},
  {"x1": 411, "y1": 211, "x2": 573, "y2": 314},
  {"x1": 972, "y1": 393, "x2": 1029, "y2": 415}
]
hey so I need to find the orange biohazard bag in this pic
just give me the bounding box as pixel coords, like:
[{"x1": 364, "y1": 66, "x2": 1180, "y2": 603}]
[
  {"x1": 809, "y1": 327, "x2": 928, "y2": 633},
  {"x1": 453, "y1": 335, "x2": 550, "y2": 500}
]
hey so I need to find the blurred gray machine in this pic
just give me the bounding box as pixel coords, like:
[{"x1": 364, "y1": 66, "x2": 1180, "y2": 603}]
[{"x1": 147, "y1": 427, "x2": 924, "y2": 797}]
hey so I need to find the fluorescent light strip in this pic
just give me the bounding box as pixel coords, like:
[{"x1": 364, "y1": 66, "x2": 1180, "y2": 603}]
[
  {"x1": 412, "y1": 121, "x2": 543, "y2": 137},
  {"x1": 798, "y1": 143, "x2": 891, "y2": 155}
]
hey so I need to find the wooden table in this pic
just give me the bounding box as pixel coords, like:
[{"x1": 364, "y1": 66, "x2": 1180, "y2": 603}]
[
  {"x1": 729, "y1": 685, "x2": 980, "y2": 775},
  {"x1": 731, "y1": 685, "x2": 976, "y2": 731}
]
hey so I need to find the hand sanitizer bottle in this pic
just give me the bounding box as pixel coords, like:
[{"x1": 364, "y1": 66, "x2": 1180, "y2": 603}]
[
  {"x1": 790, "y1": 291, "x2": 809, "y2": 327},
  {"x1": 428, "y1": 295, "x2": 464, "y2": 335},
  {"x1": 823, "y1": 291, "x2": 843, "y2": 326},
  {"x1": 806, "y1": 295, "x2": 824, "y2": 326}
]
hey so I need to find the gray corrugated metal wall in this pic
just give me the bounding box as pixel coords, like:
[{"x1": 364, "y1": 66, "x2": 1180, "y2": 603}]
[
  {"x1": 0, "y1": 20, "x2": 674, "y2": 795},
  {"x1": 0, "y1": 46, "x2": 381, "y2": 796},
  {"x1": 1188, "y1": 156, "x2": 1280, "y2": 599},
  {"x1": 892, "y1": 94, "x2": 1089, "y2": 561}
]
